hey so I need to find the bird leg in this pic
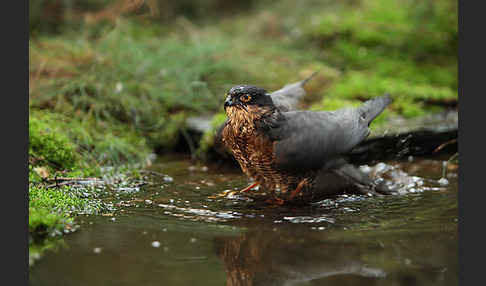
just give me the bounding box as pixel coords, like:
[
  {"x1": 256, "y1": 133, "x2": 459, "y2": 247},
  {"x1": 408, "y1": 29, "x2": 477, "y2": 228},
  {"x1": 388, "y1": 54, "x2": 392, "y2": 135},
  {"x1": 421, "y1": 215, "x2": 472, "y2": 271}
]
[
  {"x1": 239, "y1": 181, "x2": 260, "y2": 193},
  {"x1": 289, "y1": 179, "x2": 308, "y2": 200}
]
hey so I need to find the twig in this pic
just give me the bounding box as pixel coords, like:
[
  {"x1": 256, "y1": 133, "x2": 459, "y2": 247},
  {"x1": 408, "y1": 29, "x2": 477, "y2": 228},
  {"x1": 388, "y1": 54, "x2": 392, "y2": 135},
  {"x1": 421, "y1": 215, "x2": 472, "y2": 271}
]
[
  {"x1": 45, "y1": 181, "x2": 72, "y2": 189},
  {"x1": 45, "y1": 177, "x2": 102, "y2": 182},
  {"x1": 433, "y1": 138, "x2": 457, "y2": 153},
  {"x1": 140, "y1": 170, "x2": 166, "y2": 177}
]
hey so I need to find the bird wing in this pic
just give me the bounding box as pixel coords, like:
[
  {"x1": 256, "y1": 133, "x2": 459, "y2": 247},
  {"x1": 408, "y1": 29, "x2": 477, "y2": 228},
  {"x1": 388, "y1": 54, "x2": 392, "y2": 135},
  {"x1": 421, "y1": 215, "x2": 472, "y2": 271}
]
[
  {"x1": 269, "y1": 71, "x2": 319, "y2": 111},
  {"x1": 269, "y1": 94, "x2": 392, "y2": 172}
]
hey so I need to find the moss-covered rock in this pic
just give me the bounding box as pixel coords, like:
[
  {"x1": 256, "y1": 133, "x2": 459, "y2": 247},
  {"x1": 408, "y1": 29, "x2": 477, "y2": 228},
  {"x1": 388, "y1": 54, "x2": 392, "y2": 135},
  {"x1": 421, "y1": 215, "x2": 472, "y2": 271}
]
[{"x1": 29, "y1": 115, "x2": 78, "y2": 171}]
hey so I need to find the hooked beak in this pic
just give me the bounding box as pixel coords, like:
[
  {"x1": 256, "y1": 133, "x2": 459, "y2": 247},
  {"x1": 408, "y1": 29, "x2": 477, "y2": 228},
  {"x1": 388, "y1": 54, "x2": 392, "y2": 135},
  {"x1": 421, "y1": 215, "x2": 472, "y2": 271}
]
[{"x1": 224, "y1": 95, "x2": 234, "y2": 109}]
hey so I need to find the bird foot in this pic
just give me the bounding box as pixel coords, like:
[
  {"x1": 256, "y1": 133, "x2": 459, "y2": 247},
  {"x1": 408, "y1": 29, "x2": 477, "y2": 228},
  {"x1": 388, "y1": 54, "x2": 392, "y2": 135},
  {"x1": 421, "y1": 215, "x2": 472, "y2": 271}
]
[
  {"x1": 208, "y1": 189, "x2": 238, "y2": 199},
  {"x1": 208, "y1": 182, "x2": 260, "y2": 199}
]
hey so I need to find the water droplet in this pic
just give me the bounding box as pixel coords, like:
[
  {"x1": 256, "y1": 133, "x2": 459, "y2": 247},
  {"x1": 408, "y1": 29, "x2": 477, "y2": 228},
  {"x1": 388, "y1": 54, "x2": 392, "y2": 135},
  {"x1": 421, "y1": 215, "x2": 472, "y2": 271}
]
[{"x1": 151, "y1": 241, "x2": 161, "y2": 248}]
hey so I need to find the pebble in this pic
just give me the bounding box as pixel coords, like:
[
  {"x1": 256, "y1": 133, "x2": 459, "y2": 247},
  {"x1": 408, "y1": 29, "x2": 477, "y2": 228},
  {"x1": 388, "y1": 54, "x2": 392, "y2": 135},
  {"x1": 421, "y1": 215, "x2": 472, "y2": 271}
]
[
  {"x1": 163, "y1": 176, "x2": 174, "y2": 183},
  {"x1": 438, "y1": 177, "x2": 449, "y2": 186}
]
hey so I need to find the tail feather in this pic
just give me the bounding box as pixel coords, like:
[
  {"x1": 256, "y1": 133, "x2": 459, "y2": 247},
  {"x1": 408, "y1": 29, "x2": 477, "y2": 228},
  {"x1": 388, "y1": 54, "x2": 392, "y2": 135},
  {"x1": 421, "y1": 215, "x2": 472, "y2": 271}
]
[{"x1": 359, "y1": 94, "x2": 392, "y2": 125}]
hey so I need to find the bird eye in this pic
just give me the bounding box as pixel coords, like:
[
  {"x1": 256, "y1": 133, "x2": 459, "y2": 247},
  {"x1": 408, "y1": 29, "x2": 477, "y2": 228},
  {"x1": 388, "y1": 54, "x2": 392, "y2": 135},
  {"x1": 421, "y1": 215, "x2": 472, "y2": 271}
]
[{"x1": 240, "y1": 94, "x2": 251, "y2": 103}]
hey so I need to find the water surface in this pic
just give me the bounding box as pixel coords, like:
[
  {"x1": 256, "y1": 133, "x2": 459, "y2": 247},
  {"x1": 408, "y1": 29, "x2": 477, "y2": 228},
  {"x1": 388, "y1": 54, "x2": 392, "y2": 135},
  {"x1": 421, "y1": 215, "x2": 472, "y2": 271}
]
[{"x1": 29, "y1": 155, "x2": 458, "y2": 286}]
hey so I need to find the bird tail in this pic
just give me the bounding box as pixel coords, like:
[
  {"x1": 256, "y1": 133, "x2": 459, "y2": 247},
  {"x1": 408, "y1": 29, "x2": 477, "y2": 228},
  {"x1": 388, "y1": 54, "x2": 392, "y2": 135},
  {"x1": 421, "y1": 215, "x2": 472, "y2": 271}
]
[{"x1": 359, "y1": 94, "x2": 392, "y2": 125}]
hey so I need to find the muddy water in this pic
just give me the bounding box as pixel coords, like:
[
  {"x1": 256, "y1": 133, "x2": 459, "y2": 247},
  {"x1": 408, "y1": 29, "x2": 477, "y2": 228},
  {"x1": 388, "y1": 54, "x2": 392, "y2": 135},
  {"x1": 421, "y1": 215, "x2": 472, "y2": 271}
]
[{"x1": 29, "y1": 155, "x2": 458, "y2": 286}]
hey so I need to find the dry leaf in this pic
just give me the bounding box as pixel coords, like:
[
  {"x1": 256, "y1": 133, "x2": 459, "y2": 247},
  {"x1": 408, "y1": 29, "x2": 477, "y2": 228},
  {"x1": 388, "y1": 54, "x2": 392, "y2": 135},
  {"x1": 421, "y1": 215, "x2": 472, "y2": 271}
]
[{"x1": 34, "y1": 166, "x2": 49, "y2": 179}]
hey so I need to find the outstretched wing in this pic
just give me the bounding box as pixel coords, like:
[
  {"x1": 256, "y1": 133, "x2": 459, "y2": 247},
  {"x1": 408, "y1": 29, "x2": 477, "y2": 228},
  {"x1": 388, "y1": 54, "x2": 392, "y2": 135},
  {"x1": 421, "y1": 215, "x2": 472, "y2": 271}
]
[
  {"x1": 269, "y1": 94, "x2": 392, "y2": 172},
  {"x1": 269, "y1": 71, "x2": 319, "y2": 111}
]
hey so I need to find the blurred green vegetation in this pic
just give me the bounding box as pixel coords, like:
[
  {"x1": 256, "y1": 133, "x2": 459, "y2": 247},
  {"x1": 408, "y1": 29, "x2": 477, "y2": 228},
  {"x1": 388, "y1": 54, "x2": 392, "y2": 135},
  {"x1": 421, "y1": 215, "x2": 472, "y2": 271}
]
[{"x1": 28, "y1": 0, "x2": 457, "y2": 251}]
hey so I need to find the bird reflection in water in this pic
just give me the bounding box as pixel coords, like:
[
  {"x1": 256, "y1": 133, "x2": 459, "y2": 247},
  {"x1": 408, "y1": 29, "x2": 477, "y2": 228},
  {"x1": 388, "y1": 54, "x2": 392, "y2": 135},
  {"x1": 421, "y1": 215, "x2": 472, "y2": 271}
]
[{"x1": 214, "y1": 227, "x2": 386, "y2": 286}]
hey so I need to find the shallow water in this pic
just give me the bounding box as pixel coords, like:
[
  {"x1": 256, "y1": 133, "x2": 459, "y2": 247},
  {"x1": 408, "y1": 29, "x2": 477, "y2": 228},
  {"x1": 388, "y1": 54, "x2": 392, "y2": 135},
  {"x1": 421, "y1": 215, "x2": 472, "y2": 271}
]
[{"x1": 29, "y1": 155, "x2": 458, "y2": 286}]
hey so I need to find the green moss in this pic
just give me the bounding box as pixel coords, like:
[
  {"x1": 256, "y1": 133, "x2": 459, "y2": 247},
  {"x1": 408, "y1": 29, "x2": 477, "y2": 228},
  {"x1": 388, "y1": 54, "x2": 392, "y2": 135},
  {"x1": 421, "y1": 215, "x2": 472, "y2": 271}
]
[
  {"x1": 28, "y1": 183, "x2": 108, "y2": 266},
  {"x1": 29, "y1": 110, "x2": 150, "y2": 172},
  {"x1": 29, "y1": 186, "x2": 78, "y2": 237},
  {"x1": 325, "y1": 72, "x2": 455, "y2": 101},
  {"x1": 308, "y1": 0, "x2": 457, "y2": 57},
  {"x1": 311, "y1": 72, "x2": 455, "y2": 119},
  {"x1": 301, "y1": 0, "x2": 457, "y2": 119},
  {"x1": 29, "y1": 115, "x2": 78, "y2": 171}
]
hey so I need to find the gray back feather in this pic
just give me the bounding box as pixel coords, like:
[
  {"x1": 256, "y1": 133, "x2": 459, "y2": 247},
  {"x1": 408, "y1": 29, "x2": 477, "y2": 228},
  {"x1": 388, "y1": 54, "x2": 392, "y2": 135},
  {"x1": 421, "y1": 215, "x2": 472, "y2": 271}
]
[{"x1": 270, "y1": 94, "x2": 392, "y2": 172}]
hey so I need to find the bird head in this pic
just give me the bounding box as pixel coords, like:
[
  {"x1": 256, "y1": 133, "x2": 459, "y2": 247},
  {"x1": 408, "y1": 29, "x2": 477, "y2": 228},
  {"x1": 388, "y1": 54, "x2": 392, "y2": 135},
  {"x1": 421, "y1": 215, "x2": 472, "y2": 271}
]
[{"x1": 224, "y1": 85, "x2": 274, "y2": 111}]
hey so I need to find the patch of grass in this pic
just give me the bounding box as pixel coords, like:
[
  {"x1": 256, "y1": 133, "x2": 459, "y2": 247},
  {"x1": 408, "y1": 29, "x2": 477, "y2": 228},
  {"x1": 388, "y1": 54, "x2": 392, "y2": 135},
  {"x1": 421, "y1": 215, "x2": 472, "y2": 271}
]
[{"x1": 30, "y1": 21, "x2": 255, "y2": 150}]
